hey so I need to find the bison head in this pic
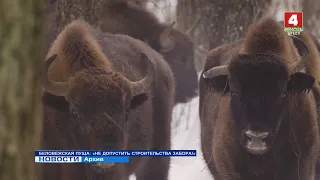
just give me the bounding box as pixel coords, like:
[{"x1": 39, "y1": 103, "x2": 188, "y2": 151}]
[
  {"x1": 41, "y1": 53, "x2": 154, "y2": 169},
  {"x1": 159, "y1": 22, "x2": 198, "y2": 103},
  {"x1": 202, "y1": 36, "x2": 315, "y2": 155}
]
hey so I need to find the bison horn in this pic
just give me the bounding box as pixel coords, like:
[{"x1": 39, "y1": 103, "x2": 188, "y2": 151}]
[
  {"x1": 288, "y1": 35, "x2": 311, "y2": 75},
  {"x1": 130, "y1": 53, "x2": 155, "y2": 96},
  {"x1": 202, "y1": 65, "x2": 228, "y2": 79},
  {"x1": 40, "y1": 54, "x2": 69, "y2": 96},
  {"x1": 159, "y1": 21, "x2": 176, "y2": 53},
  {"x1": 185, "y1": 16, "x2": 201, "y2": 36}
]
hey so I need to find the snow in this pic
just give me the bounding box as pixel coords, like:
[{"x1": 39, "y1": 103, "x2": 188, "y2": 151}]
[
  {"x1": 168, "y1": 97, "x2": 213, "y2": 180},
  {"x1": 129, "y1": 73, "x2": 213, "y2": 180}
]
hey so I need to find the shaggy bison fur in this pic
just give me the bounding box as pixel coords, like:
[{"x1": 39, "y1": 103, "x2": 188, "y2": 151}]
[
  {"x1": 40, "y1": 20, "x2": 174, "y2": 180},
  {"x1": 199, "y1": 17, "x2": 320, "y2": 180},
  {"x1": 44, "y1": 0, "x2": 198, "y2": 104}
]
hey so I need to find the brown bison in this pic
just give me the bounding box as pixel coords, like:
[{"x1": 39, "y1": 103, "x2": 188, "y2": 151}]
[
  {"x1": 98, "y1": 1, "x2": 198, "y2": 104},
  {"x1": 199, "y1": 17, "x2": 320, "y2": 180},
  {"x1": 44, "y1": 0, "x2": 198, "y2": 104},
  {"x1": 41, "y1": 20, "x2": 174, "y2": 180},
  {"x1": 288, "y1": 21, "x2": 320, "y2": 180}
]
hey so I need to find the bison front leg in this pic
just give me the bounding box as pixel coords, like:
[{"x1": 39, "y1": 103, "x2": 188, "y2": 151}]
[{"x1": 134, "y1": 129, "x2": 171, "y2": 180}]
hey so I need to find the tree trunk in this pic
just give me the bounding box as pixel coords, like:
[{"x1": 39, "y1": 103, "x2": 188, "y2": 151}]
[
  {"x1": 56, "y1": 0, "x2": 105, "y2": 32},
  {"x1": 176, "y1": 0, "x2": 208, "y2": 71},
  {"x1": 56, "y1": 0, "x2": 150, "y2": 32},
  {"x1": 45, "y1": 0, "x2": 58, "y2": 53},
  {"x1": 176, "y1": 0, "x2": 272, "y2": 71},
  {"x1": 0, "y1": 0, "x2": 44, "y2": 180},
  {"x1": 302, "y1": 0, "x2": 320, "y2": 40}
]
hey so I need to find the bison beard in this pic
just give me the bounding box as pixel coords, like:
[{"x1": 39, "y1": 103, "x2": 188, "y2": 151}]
[
  {"x1": 40, "y1": 20, "x2": 174, "y2": 180},
  {"x1": 199, "y1": 17, "x2": 320, "y2": 180}
]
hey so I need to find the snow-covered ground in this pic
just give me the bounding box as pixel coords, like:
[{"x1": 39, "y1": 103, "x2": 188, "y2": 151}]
[{"x1": 168, "y1": 97, "x2": 213, "y2": 180}]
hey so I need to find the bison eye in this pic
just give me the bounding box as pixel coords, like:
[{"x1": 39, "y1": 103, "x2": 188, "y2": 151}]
[
  {"x1": 280, "y1": 93, "x2": 287, "y2": 98},
  {"x1": 69, "y1": 107, "x2": 80, "y2": 118},
  {"x1": 124, "y1": 110, "x2": 129, "y2": 123},
  {"x1": 230, "y1": 92, "x2": 239, "y2": 96}
]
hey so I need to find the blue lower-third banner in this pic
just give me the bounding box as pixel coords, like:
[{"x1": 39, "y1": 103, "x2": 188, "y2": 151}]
[
  {"x1": 35, "y1": 150, "x2": 197, "y2": 156},
  {"x1": 35, "y1": 156, "x2": 129, "y2": 163}
]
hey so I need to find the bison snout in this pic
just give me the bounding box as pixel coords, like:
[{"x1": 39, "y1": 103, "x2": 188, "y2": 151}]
[{"x1": 244, "y1": 130, "x2": 269, "y2": 155}]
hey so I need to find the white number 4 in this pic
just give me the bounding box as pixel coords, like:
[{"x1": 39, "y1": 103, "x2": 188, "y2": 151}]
[{"x1": 288, "y1": 14, "x2": 298, "y2": 26}]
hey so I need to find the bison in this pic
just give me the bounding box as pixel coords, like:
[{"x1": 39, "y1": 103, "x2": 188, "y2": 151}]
[
  {"x1": 97, "y1": 1, "x2": 198, "y2": 104},
  {"x1": 46, "y1": 0, "x2": 198, "y2": 104},
  {"x1": 44, "y1": 0, "x2": 198, "y2": 104},
  {"x1": 41, "y1": 20, "x2": 174, "y2": 180},
  {"x1": 199, "y1": 17, "x2": 320, "y2": 180},
  {"x1": 285, "y1": 21, "x2": 320, "y2": 179}
]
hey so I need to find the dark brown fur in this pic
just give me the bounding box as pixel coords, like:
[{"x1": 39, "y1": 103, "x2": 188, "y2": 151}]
[
  {"x1": 98, "y1": 1, "x2": 197, "y2": 104},
  {"x1": 297, "y1": 29, "x2": 320, "y2": 180},
  {"x1": 199, "y1": 17, "x2": 320, "y2": 180},
  {"x1": 41, "y1": 20, "x2": 174, "y2": 180},
  {"x1": 280, "y1": 20, "x2": 320, "y2": 180},
  {"x1": 44, "y1": 0, "x2": 198, "y2": 104}
]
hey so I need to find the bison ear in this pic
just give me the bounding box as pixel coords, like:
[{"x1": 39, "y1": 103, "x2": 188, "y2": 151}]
[
  {"x1": 287, "y1": 72, "x2": 314, "y2": 92},
  {"x1": 203, "y1": 75, "x2": 230, "y2": 93},
  {"x1": 42, "y1": 91, "x2": 69, "y2": 112},
  {"x1": 130, "y1": 93, "x2": 149, "y2": 109}
]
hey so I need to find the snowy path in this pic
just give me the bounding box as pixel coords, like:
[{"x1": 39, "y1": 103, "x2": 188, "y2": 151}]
[{"x1": 169, "y1": 97, "x2": 213, "y2": 180}]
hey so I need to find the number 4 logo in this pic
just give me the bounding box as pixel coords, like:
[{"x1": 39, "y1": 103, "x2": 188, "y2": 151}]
[
  {"x1": 288, "y1": 14, "x2": 298, "y2": 26},
  {"x1": 284, "y1": 12, "x2": 303, "y2": 28}
]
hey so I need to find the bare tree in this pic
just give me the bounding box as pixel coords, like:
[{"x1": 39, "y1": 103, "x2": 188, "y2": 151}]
[
  {"x1": 0, "y1": 0, "x2": 44, "y2": 180},
  {"x1": 176, "y1": 0, "x2": 272, "y2": 71},
  {"x1": 176, "y1": 0, "x2": 207, "y2": 71}
]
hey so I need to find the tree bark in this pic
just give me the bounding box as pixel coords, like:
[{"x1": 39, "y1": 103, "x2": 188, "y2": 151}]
[
  {"x1": 176, "y1": 0, "x2": 272, "y2": 71},
  {"x1": 56, "y1": 0, "x2": 105, "y2": 32},
  {"x1": 0, "y1": 0, "x2": 44, "y2": 180},
  {"x1": 56, "y1": 0, "x2": 151, "y2": 32},
  {"x1": 176, "y1": 0, "x2": 208, "y2": 71},
  {"x1": 302, "y1": 0, "x2": 320, "y2": 40}
]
